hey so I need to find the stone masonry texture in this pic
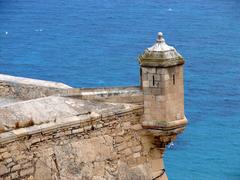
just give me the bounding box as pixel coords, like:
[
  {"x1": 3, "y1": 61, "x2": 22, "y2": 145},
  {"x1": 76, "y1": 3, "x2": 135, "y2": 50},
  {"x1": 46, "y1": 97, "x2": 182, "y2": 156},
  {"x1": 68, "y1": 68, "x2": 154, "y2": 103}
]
[{"x1": 0, "y1": 107, "x2": 166, "y2": 180}]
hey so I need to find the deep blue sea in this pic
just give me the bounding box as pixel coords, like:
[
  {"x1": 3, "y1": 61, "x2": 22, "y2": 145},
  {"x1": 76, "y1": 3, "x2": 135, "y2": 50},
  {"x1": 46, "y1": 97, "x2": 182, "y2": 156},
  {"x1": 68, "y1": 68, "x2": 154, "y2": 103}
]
[{"x1": 1, "y1": 0, "x2": 240, "y2": 179}]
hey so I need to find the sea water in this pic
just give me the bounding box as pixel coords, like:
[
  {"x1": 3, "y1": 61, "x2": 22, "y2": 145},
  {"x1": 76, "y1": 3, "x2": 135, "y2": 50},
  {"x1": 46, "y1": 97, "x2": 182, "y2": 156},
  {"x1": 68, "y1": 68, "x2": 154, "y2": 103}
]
[{"x1": 0, "y1": 0, "x2": 240, "y2": 179}]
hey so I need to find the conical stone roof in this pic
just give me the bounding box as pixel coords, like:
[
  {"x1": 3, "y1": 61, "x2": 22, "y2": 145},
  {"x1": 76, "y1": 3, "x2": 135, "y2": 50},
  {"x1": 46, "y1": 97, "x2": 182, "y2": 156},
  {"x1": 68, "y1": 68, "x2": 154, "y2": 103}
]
[{"x1": 138, "y1": 32, "x2": 184, "y2": 67}]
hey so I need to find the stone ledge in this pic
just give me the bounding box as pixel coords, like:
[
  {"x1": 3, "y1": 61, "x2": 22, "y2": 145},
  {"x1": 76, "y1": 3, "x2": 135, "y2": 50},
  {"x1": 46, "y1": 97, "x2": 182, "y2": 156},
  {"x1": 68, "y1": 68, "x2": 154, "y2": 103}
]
[
  {"x1": 61, "y1": 86, "x2": 143, "y2": 104},
  {"x1": 142, "y1": 117, "x2": 188, "y2": 136},
  {"x1": 0, "y1": 106, "x2": 143, "y2": 145},
  {"x1": 0, "y1": 74, "x2": 72, "y2": 89}
]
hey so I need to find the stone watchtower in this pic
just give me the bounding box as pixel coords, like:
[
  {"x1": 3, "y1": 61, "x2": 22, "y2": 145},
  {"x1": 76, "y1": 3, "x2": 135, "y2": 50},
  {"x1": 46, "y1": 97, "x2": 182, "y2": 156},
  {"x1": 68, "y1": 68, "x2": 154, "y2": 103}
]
[{"x1": 139, "y1": 32, "x2": 187, "y2": 178}]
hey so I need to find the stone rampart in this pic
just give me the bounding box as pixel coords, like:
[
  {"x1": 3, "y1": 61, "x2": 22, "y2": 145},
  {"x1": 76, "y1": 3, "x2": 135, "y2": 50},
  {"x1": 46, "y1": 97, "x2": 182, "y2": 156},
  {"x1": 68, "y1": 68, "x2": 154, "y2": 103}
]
[
  {"x1": 0, "y1": 106, "x2": 166, "y2": 180},
  {"x1": 63, "y1": 86, "x2": 143, "y2": 104},
  {"x1": 0, "y1": 74, "x2": 72, "y2": 100},
  {"x1": 0, "y1": 32, "x2": 188, "y2": 180}
]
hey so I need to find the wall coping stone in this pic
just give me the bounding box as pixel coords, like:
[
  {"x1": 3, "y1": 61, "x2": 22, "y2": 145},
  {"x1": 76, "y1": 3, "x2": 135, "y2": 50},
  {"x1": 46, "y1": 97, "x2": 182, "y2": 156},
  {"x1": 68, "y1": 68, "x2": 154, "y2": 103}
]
[
  {"x1": 0, "y1": 105, "x2": 142, "y2": 145},
  {"x1": 0, "y1": 74, "x2": 72, "y2": 89}
]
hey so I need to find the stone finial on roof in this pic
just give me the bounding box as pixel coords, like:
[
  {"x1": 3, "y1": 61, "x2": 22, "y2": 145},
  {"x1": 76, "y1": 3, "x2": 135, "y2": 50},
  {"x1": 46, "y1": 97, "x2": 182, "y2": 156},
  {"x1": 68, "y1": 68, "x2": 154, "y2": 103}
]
[
  {"x1": 138, "y1": 32, "x2": 185, "y2": 67},
  {"x1": 148, "y1": 32, "x2": 174, "y2": 52},
  {"x1": 156, "y1": 32, "x2": 164, "y2": 42}
]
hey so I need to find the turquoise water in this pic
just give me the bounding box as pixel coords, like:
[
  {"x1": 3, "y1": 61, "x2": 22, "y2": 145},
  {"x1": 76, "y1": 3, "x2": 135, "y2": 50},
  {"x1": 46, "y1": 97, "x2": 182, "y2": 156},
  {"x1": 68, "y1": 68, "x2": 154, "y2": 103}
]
[{"x1": 0, "y1": 0, "x2": 240, "y2": 179}]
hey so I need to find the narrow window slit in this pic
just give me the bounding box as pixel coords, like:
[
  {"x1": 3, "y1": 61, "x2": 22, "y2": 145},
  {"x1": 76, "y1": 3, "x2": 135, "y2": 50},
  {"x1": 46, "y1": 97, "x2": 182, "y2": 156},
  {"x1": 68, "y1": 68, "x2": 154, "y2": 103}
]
[
  {"x1": 152, "y1": 75, "x2": 155, "y2": 86},
  {"x1": 173, "y1": 74, "x2": 175, "y2": 85}
]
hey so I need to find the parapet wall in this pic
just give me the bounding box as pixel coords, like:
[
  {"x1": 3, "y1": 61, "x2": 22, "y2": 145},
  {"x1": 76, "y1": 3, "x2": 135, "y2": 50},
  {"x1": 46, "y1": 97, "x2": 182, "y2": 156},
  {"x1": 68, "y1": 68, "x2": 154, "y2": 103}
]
[
  {"x1": 0, "y1": 106, "x2": 166, "y2": 180},
  {"x1": 0, "y1": 74, "x2": 72, "y2": 100},
  {"x1": 0, "y1": 74, "x2": 169, "y2": 180},
  {"x1": 0, "y1": 74, "x2": 143, "y2": 104},
  {"x1": 63, "y1": 86, "x2": 143, "y2": 104}
]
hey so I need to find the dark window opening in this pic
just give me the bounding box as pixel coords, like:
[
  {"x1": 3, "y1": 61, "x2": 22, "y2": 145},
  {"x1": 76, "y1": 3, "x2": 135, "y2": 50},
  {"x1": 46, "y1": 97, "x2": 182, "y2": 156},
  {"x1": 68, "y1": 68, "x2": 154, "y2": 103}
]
[
  {"x1": 140, "y1": 68, "x2": 142, "y2": 87},
  {"x1": 173, "y1": 74, "x2": 175, "y2": 85},
  {"x1": 153, "y1": 75, "x2": 155, "y2": 86}
]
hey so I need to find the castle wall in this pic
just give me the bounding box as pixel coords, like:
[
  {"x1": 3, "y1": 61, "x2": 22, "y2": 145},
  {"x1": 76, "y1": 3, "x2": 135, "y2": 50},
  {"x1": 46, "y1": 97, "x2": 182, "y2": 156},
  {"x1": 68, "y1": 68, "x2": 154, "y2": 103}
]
[
  {"x1": 0, "y1": 32, "x2": 187, "y2": 180},
  {"x1": 0, "y1": 107, "x2": 167, "y2": 180},
  {"x1": 0, "y1": 74, "x2": 142, "y2": 105},
  {"x1": 0, "y1": 74, "x2": 71, "y2": 100},
  {"x1": 63, "y1": 86, "x2": 143, "y2": 105}
]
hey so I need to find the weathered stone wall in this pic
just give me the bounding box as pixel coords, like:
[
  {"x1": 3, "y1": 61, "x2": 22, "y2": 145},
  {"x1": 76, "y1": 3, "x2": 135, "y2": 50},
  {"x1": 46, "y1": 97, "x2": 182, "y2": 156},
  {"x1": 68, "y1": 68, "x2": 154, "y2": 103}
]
[
  {"x1": 0, "y1": 74, "x2": 143, "y2": 106},
  {"x1": 141, "y1": 65, "x2": 184, "y2": 127},
  {"x1": 63, "y1": 86, "x2": 143, "y2": 105},
  {"x1": 0, "y1": 74, "x2": 71, "y2": 100},
  {"x1": 0, "y1": 107, "x2": 167, "y2": 180}
]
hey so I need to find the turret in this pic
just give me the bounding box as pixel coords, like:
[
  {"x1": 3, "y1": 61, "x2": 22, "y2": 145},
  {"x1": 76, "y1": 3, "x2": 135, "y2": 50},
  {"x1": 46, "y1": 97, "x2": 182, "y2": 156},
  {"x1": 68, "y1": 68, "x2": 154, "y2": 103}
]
[
  {"x1": 139, "y1": 32, "x2": 187, "y2": 133},
  {"x1": 138, "y1": 32, "x2": 187, "y2": 179}
]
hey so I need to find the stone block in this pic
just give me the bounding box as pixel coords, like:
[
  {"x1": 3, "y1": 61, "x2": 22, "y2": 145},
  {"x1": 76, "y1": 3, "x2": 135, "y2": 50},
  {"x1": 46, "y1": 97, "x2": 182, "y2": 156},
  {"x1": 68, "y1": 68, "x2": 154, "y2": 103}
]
[
  {"x1": 93, "y1": 123, "x2": 103, "y2": 129},
  {"x1": 27, "y1": 175, "x2": 34, "y2": 180},
  {"x1": 123, "y1": 148, "x2": 132, "y2": 156},
  {"x1": 54, "y1": 131, "x2": 65, "y2": 138},
  {"x1": 117, "y1": 143, "x2": 128, "y2": 151},
  {"x1": 11, "y1": 172, "x2": 19, "y2": 179},
  {"x1": 40, "y1": 135, "x2": 52, "y2": 141},
  {"x1": 157, "y1": 68, "x2": 167, "y2": 74},
  {"x1": 144, "y1": 114, "x2": 153, "y2": 122},
  {"x1": 144, "y1": 108, "x2": 151, "y2": 115},
  {"x1": 147, "y1": 68, "x2": 156, "y2": 74},
  {"x1": 31, "y1": 137, "x2": 41, "y2": 144},
  {"x1": 147, "y1": 73, "x2": 155, "y2": 81},
  {"x1": 93, "y1": 162, "x2": 105, "y2": 177},
  {"x1": 148, "y1": 80, "x2": 157, "y2": 88},
  {"x1": 122, "y1": 122, "x2": 131, "y2": 130},
  {"x1": 142, "y1": 67, "x2": 157, "y2": 74},
  {"x1": 0, "y1": 164, "x2": 8, "y2": 176},
  {"x1": 115, "y1": 136, "x2": 124, "y2": 144},
  {"x1": 136, "y1": 156, "x2": 146, "y2": 164},
  {"x1": 154, "y1": 74, "x2": 161, "y2": 81},
  {"x1": 124, "y1": 134, "x2": 132, "y2": 141},
  {"x1": 143, "y1": 87, "x2": 152, "y2": 95},
  {"x1": 5, "y1": 158, "x2": 13, "y2": 164},
  {"x1": 34, "y1": 160, "x2": 52, "y2": 180},
  {"x1": 127, "y1": 141, "x2": 133, "y2": 147},
  {"x1": 22, "y1": 162, "x2": 32, "y2": 169},
  {"x1": 3, "y1": 176, "x2": 10, "y2": 180},
  {"x1": 156, "y1": 95, "x2": 166, "y2": 102},
  {"x1": 11, "y1": 164, "x2": 21, "y2": 172},
  {"x1": 127, "y1": 157, "x2": 137, "y2": 167},
  {"x1": 14, "y1": 154, "x2": 26, "y2": 162},
  {"x1": 141, "y1": 67, "x2": 147, "y2": 73},
  {"x1": 6, "y1": 162, "x2": 15, "y2": 168},
  {"x1": 116, "y1": 129, "x2": 125, "y2": 136},
  {"x1": 150, "y1": 88, "x2": 161, "y2": 95},
  {"x1": 141, "y1": 73, "x2": 148, "y2": 81},
  {"x1": 133, "y1": 152, "x2": 141, "y2": 158},
  {"x1": 144, "y1": 95, "x2": 155, "y2": 101},
  {"x1": 131, "y1": 124, "x2": 142, "y2": 131},
  {"x1": 20, "y1": 167, "x2": 34, "y2": 177},
  {"x1": 92, "y1": 176, "x2": 105, "y2": 180},
  {"x1": 84, "y1": 125, "x2": 92, "y2": 131},
  {"x1": 2, "y1": 152, "x2": 11, "y2": 159},
  {"x1": 0, "y1": 147, "x2": 7, "y2": 153},
  {"x1": 72, "y1": 128, "x2": 84, "y2": 134},
  {"x1": 164, "y1": 74, "x2": 170, "y2": 80},
  {"x1": 132, "y1": 145, "x2": 142, "y2": 153},
  {"x1": 12, "y1": 128, "x2": 28, "y2": 137},
  {"x1": 142, "y1": 81, "x2": 149, "y2": 88},
  {"x1": 64, "y1": 130, "x2": 72, "y2": 135}
]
